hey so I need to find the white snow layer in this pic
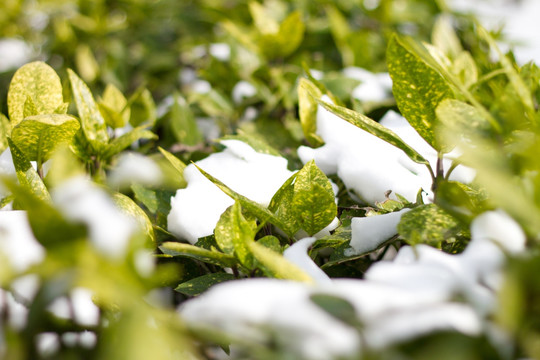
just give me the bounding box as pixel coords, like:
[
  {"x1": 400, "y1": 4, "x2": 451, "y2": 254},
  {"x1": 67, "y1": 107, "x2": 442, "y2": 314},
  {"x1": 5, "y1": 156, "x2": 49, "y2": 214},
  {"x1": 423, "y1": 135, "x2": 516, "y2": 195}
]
[
  {"x1": 179, "y1": 210, "x2": 525, "y2": 359},
  {"x1": 449, "y1": 0, "x2": 540, "y2": 65},
  {"x1": 0, "y1": 211, "x2": 45, "y2": 272},
  {"x1": 168, "y1": 140, "x2": 295, "y2": 244},
  {"x1": 297, "y1": 103, "x2": 474, "y2": 204},
  {"x1": 107, "y1": 152, "x2": 162, "y2": 188},
  {"x1": 342, "y1": 67, "x2": 393, "y2": 103},
  {"x1": 0, "y1": 38, "x2": 32, "y2": 72},
  {"x1": 52, "y1": 177, "x2": 137, "y2": 258}
]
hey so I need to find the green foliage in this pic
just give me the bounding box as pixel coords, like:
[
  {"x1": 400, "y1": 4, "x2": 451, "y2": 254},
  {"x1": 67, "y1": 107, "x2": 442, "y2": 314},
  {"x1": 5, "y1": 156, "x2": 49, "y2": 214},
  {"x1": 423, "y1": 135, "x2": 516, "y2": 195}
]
[
  {"x1": 291, "y1": 160, "x2": 337, "y2": 236},
  {"x1": 175, "y1": 273, "x2": 236, "y2": 296},
  {"x1": 397, "y1": 204, "x2": 468, "y2": 249},
  {"x1": 10, "y1": 114, "x2": 80, "y2": 163},
  {"x1": 387, "y1": 34, "x2": 454, "y2": 152},
  {"x1": 7, "y1": 62, "x2": 65, "y2": 127}
]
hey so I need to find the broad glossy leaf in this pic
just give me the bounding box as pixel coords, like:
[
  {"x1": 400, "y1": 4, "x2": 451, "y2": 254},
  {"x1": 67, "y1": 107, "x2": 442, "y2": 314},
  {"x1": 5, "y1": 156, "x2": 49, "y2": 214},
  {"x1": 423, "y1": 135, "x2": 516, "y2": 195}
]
[
  {"x1": 99, "y1": 83, "x2": 130, "y2": 129},
  {"x1": 102, "y1": 126, "x2": 157, "y2": 159},
  {"x1": 131, "y1": 184, "x2": 173, "y2": 216},
  {"x1": 68, "y1": 69, "x2": 109, "y2": 145},
  {"x1": 257, "y1": 235, "x2": 281, "y2": 253},
  {"x1": 11, "y1": 114, "x2": 80, "y2": 163},
  {"x1": 175, "y1": 273, "x2": 236, "y2": 296},
  {"x1": 436, "y1": 99, "x2": 492, "y2": 145},
  {"x1": 298, "y1": 78, "x2": 324, "y2": 146},
  {"x1": 431, "y1": 15, "x2": 462, "y2": 59},
  {"x1": 112, "y1": 192, "x2": 155, "y2": 243},
  {"x1": 268, "y1": 172, "x2": 299, "y2": 236},
  {"x1": 397, "y1": 204, "x2": 468, "y2": 248},
  {"x1": 452, "y1": 52, "x2": 478, "y2": 88},
  {"x1": 215, "y1": 202, "x2": 256, "y2": 268},
  {"x1": 318, "y1": 100, "x2": 430, "y2": 166},
  {"x1": 7, "y1": 138, "x2": 50, "y2": 202},
  {"x1": 291, "y1": 160, "x2": 336, "y2": 236},
  {"x1": 387, "y1": 34, "x2": 454, "y2": 151},
  {"x1": 247, "y1": 241, "x2": 313, "y2": 283},
  {"x1": 160, "y1": 242, "x2": 237, "y2": 268},
  {"x1": 275, "y1": 11, "x2": 304, "y2": 58},
  {"x1": 129, "y1": 88, "x2": 156, "y2": 127},
  {"x1": 194, "y1": 164, "x2": 293, "y2": 234},
  {"x1": 7, "y1": 62, "x2": 64, "y2": 127}
]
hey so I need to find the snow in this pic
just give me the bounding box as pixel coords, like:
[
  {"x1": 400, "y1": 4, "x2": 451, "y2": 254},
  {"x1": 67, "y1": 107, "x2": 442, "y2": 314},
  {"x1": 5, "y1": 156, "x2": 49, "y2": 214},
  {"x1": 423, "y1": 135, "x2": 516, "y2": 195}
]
[
  {"x1": 283, "y1": 237, "x2": 331, "y2": 284},
  {"x1": 232, "y1": 81, "x2": 257, "y2": 103},
  {"x1": 449, "y1": 0, "x2": 540, "y2": 64},
  {"x1": 52, "y1": 177, "x2": 137, "y2": 258},
  {"x1": 179, "y1": 210, "x2": 523, "y2": 358},
  {"x1": 348, "y1": 208, "x2": 410, "y2": 255},
  {"x1": 0, "y1": 211, "x2": 45, "y2": 272},
  {"x1": 108, "y1": 152, "x2": 162, "y2": 188},
  {"x1": 298, "y1": 99, "x2": 474, "y2": 204},
  {"x1": 209, "y1": 43, "x2": 231, "y2": 61},
  {"x1": 168, "y1": 140, "x2": 295, "y2": 244},
  {"x1": 0, "y1": 39, "x2": 32, "y2": 73},
  {"x1": 342, "y1": 67, "x2": 393, "y2": 103}
]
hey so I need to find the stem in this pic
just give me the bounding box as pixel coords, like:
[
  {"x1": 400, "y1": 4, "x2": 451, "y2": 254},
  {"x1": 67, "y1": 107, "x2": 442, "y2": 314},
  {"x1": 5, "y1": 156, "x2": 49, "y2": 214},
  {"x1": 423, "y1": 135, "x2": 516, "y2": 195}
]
[{"x1": 444, "y1": 162, "x2": 459, "y2": 181}]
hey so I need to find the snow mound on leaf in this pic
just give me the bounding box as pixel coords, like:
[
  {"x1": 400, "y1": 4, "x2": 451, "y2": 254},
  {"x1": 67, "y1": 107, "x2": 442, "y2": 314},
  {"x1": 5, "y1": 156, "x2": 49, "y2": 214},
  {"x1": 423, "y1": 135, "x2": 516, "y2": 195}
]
[
  {"x1": 298, "y1": 100, "x2": 474, "y2": 204},
  {"x1": 179, "y1": 210, "x2": 524, "y2": 359},
  {"x1": 167, "y1": 140, "x2": 295, "y2": 244}
]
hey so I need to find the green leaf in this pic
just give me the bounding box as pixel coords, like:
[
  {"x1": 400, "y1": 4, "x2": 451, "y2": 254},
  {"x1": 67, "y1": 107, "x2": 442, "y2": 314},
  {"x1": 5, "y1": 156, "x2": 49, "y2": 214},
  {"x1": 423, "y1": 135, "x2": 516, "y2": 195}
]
[
  {"x1": 215, "y1": 202, "x2": 257, "y2": 268},
  {"x1": 10, "y1": 114, "x2": 80, "y2": 163},
  {"x1": 112, "y1": 192, "x2": 155, "y2": 243},
  {"x1": 291, "y1": 160, "x2": 336, "y2": 236},
  {"x1": 157, "y1": 147, "x2": 187, "y2": 188},
  {"x1": 257, "y1": 235, "x2": 282, "y2": 253},
  {"x1": 175, "y1": 273, "x2": 236, "y2": 296},
  {"x1": 247, "y1": 241, "x2": 313, "y2": 283},
  {"x1": 7, "y1": 138, "x2": 50, "y2": 202},
  {"x1": 67, "y1": 68, "x2": 109, "y2": 146},
  {"x1": 7, "y1": 62, "x2": 64, "y2": 127},
  {"x1": 194, "y1": 164, "x2": 293, "y2": 234},
  {"x1": 435, "y1": 99, "x2": 492, "y2": 144},
  {"x1": 0, "y1": 114, "x2": 10, "y2": 153},
  {"x1": 397, "y1": 204, "x2": 468, "y2": 248},
  {"x1": 23, "y1": 95, "x2": 38, "y2": 119},
  {"x1": 170, "y1": 93, "x2": 202, "y2": 146},
  {"x1": 268, "y1": 172, "x2": 300, "y2": 236},
  {"x1": 274, "y1": 11, "x2": 305, "y2": 58},
  {"x1": 101, "y1": 126, "x2": 157, "y2": 159},
  {"x1": 98, "y1": 83, "x2": 130, "y2": 129},
  {"x1": 310, "y1": 294, "x2": 359, "y2": 326},
  {"x1": 452, "y1": 52, "x2": 478, "y2": 89},
  {"x1": 298, "y1": 78, "x2": 324, "y2": 146},
  {"x1": 160, "y1": 242, "x2": 237, "y2": 268},
  {"x1": 431, "y1": 15, "x2": 462, "y2": 59},
  {"x1": 317, "y1": 100, "x2": 430, "y2": 166},
  {"x1": 387, "y1": 34, "x2": 454, "y2": 151},
  {"x1": 131, "y1": 184, "x2": 172, "y2": 216},
  {"x1": 129, "y1": 88, "x2": 156, "y2": 127}
]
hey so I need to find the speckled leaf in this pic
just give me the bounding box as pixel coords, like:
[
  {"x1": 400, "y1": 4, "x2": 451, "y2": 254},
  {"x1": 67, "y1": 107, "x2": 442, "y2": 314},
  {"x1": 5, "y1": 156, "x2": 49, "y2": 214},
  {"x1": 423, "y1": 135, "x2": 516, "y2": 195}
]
[
  {"x1": 387, "y1": 34, "x2": 453, "y2": 152},
  {"x1": 175, "y1": 273, "x2": 236, "y2": 296},
  {"x1": 318, "y1": 100, "x2": 430, "y2": 166},
  {"x1": 68, "y1": 68, "x2": 109, "y2": 145},
  {"x1": 7, "y1": 138, "x2": 50, "y2": 202},
  {"x1": 219, "y1": 134, "x2": 280, "y2": 156},
  {"x1": 101, "y1": 126, "x2": 157, "y2": 159},
  {"x1": 112, "y1": 192, "x2": 155, "y2": 242},
  {"x1": 98, "y1": 83, "x2": 130, "y2": 129},
  {"x1": 160, "y1": 242, "x2": 237, "y2": 268},
  {"x1": 0, "y1": 114, "x2": 10, "y2": 153},
  {"x1": 298, "y1": 78, "x2": 324, "y2": 146},
  {"x1": 268, "y1": 172, "x2": 299, "y2": 236},
  {"x1": 7, "y1": 62, "x2": 64, "y2": 127},
  {"x1": 11, "y1": 114, "x2": 80, "y2": 163},
  {"x1": 436, "y1": 99, "x2": 492, "y2": 145},
  {"x1": 397, "y1": 204, "x2": 467, "y2": 248},
  {"x1": 291, "y1": 160, "x2": 336, "y2": 236},
  {"x1": 215, "y1": 202, "x2": 256, "y2": 268},
  {"x1": 248, "y1": 241, "x2": 313, "y2": 283},
  {"x1": 194, "y1": 164, "x2": 292, "y2": 234}
]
